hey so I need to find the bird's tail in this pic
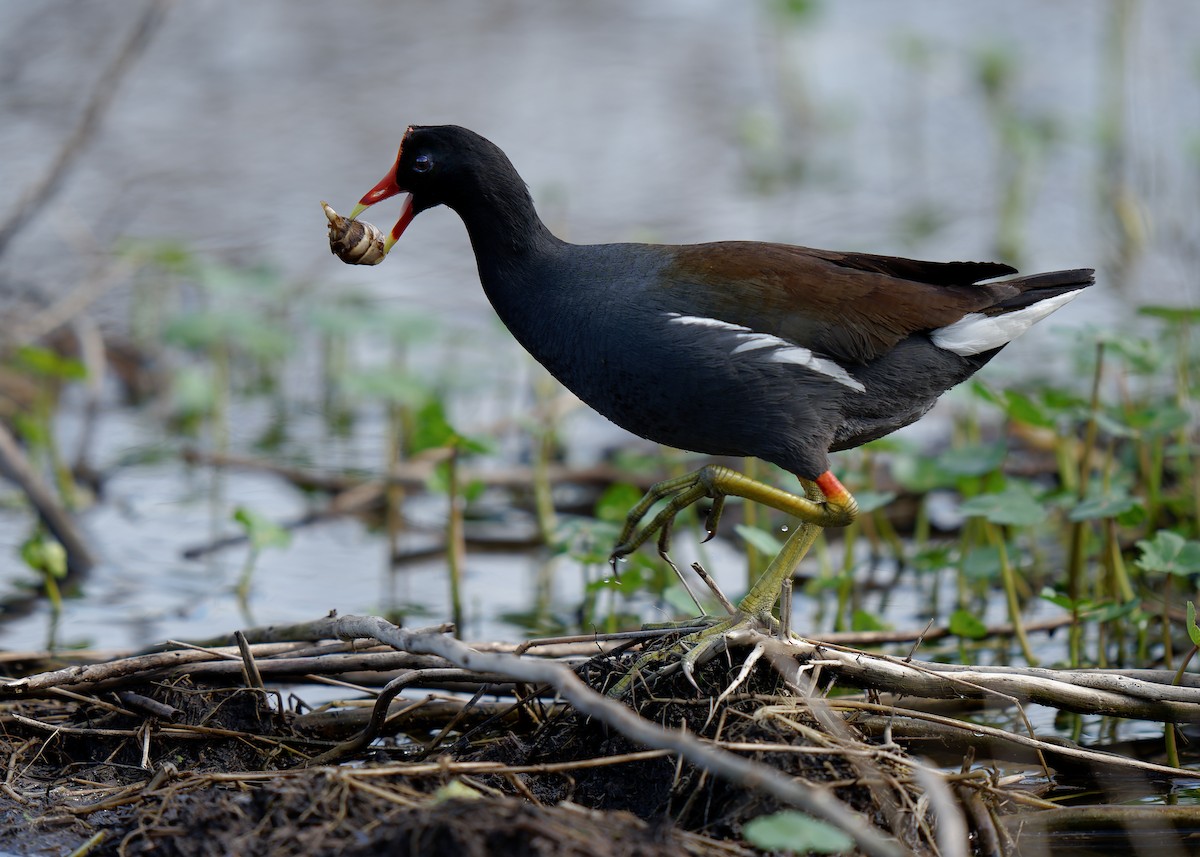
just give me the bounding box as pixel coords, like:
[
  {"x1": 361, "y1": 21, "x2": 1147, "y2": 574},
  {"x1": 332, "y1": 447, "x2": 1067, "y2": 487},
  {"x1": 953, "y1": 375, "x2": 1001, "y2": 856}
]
[
  {"x1": 990, "y1": 268, "x2": 1095, "y2": 313},
  {"x1": 931, "y1": 268, "x2": 1095, "y2": 357}
]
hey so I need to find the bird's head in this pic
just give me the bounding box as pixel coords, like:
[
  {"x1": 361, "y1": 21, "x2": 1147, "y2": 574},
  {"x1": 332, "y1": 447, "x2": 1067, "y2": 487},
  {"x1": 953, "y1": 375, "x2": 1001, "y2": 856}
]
[{"x1": 350, "y1": 125, "x2": 522, "y2": 256}]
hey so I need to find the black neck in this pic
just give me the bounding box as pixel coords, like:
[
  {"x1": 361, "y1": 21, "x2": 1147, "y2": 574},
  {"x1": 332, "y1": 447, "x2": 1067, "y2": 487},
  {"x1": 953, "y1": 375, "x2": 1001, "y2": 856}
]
[{"x1": 447, "y1": 162, "x2": 561, "y2": 272}]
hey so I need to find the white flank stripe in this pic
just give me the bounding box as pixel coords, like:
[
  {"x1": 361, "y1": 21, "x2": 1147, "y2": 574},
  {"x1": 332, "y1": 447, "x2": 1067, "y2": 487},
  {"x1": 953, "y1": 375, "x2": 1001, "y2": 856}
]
[
  {"x1": 731, "y1": 333, "x2": 786, "y2": 353},
  {"x1": 666, "y1": 313, "x2": 749, "y2": 332},
  {"x1": 930, "y1": 289, "x2": 1085, "y2": 357},
  {"x1": 665, "y1": 312, "x2": 864, "y2": 392},
  {"x1": 769, "y1": 348, "x2": 867, "y2": 392}
]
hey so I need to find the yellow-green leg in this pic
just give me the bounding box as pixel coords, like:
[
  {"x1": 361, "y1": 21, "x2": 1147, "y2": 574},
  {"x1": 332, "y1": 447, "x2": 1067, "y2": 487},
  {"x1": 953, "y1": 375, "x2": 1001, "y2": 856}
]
[{"x1": 607, "y1": 468, "x2": 857, "y2": 697}]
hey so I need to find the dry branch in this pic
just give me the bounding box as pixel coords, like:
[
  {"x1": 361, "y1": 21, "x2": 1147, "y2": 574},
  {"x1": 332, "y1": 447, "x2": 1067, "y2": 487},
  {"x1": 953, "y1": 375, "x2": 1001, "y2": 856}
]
[
  {"x1": 770, "y1": 635, "x2": 1200, "y2": 723},
  {"x1": 0, "y1": 0, "x2": 170, "y2": 258},
  {"x1": 0, "y1": 421, "x2": 96, "y2": 574}
]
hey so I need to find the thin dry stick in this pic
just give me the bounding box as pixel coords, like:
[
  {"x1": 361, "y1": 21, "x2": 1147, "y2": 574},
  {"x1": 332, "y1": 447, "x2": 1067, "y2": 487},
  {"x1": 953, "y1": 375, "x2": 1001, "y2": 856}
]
[
  {"x1": 303, "y1": 668, "x2": 511, "y2": 767},
  {"x1": 0, "y1": 421, "x2": 96, "y2": 574},
  {"x1": 0, "y1": 0, "x2": 170, "y2": 258},
  {"x1": 781, "y1": 636, "x2": 1200, "y2": 722},
  {"x1": 913, "y1": 764, "x2": 970, "y2": 857},
  {"x1": 832, "y1": 699, "x2": 1192, "y2": 780}
]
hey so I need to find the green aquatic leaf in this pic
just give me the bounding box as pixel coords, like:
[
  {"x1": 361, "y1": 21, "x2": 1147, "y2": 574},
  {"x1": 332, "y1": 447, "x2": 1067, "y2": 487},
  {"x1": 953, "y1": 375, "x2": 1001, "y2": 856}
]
[
  {"x1": 743, "y1": 810, "x2": 853, "y2": 854},
  {"x1": 1188, "y1": 602, "x2": 1200, "y2": 648},
  {"x1": 594, "y1": 483, "x2": 647, "y2": 525},
  {"x1": 959, "y1": 481, "x2": 1044, "y2": 527},
  {"x1": 1135, "y1": 531, "x2": 1200, "y2": 576},
  {"x1": 949, "y1": 609, "x2": 988, "y2": 640},
  {"x1": 851, "y1": 490, "x2": 897, "y2": 514},
  {"x1": 935, "y1": 442, "x2": 1007, "y2": 478},
  {"x1": 233, "y1": 507, "x2": 291, "y2": 552},
  {"x1": 851, "y1": 609, "x2": 888, "y2": 632},
  {"x1": 735, "y1": 524, "x2": 786, "y2": 556},
  {"x1": 1068, "y1": 486, "x2": 1141, "y2": 522}
]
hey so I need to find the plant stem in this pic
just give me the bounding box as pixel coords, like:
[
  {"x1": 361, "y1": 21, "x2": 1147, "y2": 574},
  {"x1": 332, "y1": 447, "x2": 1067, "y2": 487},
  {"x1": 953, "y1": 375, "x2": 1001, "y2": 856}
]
[
  {"x1": 446, "y1": 447, "x2": 466, "y2": 636},
  {"x1": 1066, "y1": 341, "x2": 1105, "y2": 667},
  {"x1": 988, "y1": 522, "x2": 1038, "y2": 666}
]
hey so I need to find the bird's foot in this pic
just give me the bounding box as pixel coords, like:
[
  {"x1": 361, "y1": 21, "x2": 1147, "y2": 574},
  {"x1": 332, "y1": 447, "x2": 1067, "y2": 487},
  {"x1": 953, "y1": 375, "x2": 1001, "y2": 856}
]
[
  {"x1": 609, "y1": 465, "x2": 857, "y2": 567},
  {"x1": 606, "y1": 607, "x2": 778, "y2": 698},
  {"x1": 606, "y1": 467, "x2": 857, "y2": 699}
]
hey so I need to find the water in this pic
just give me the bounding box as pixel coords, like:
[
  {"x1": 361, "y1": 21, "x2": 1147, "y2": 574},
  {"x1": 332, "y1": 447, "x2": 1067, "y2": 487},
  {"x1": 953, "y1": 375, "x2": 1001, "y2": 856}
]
[{"x1": 0, "y1": 1, "x2": 1197, "y2": 655}]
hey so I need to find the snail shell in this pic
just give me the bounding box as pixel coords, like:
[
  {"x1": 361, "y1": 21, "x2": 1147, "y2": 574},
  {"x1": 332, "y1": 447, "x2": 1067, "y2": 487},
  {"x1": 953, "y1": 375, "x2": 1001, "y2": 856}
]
[{"x1": 322, "y1": 201, "x2": 387, "y2": 265}]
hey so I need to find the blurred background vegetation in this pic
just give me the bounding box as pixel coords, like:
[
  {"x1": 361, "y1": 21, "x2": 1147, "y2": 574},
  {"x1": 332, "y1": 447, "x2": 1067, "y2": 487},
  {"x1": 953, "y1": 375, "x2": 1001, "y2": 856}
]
[{"x1": 0, "y1": 0, "x2": 1197, "y2": 695}]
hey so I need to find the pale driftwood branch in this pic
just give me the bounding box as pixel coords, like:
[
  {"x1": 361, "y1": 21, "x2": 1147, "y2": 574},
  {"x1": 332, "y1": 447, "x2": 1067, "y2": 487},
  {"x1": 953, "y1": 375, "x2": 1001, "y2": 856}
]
[
  {"x1": 775, "y1": 636, "x2": 1200, "y2": 723},
  {"x1": 0, "y1": 638, "x2": 466, "y2": 700},
  {"x1": 0, "y1": 421, "x2": 96, "y2": 574},
  {"x1": 325, "y1": 615, "x2": 910, "y2": 857},
  {"x1": 913, "y1": 765, "x2": 970, "y2": 857},
  {"x1": 842, "y1": 704, "x2": 1189, "y2": 780},
  {"x1": 999, "y1": 804, "x2": 1200, "y2": 835}
]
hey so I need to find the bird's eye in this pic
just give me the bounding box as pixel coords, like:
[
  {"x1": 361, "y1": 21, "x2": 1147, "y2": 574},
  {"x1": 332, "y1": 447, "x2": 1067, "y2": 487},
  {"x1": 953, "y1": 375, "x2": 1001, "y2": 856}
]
[{"x1": 413, "y1": 154, "x2": 433, "y2": 174}]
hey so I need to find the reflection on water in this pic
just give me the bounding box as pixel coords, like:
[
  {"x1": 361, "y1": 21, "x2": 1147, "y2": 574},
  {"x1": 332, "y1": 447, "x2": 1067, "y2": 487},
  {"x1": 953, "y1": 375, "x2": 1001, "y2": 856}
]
[{"x1": 0, "y1": 1, "x2": 1197, "y2": 654}]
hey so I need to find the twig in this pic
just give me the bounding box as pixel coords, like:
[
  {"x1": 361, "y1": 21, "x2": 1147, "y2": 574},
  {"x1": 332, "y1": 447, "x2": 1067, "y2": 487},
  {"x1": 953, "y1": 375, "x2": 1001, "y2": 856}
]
[
  {"x1": 181, "y1": 447, "x2": 656, "y2": 494},
  {"x1": 913, "y1": 764, "x2": 970, "y2": 857},
  {"x1": 778, "y1": 636, "x2": 1200, "y2": 723},
  {"x1": 999, "y1": 804, "x2": 1200, "y2": 834},
  {"x1": 0, "y1": 0, "x2": 170, "y2": 258},
  {"x1": 302, "y1": 668, "x2": 511, "y2": 766},
  {"x1": 834, "y1": 700, "x2": 1193, "y2": 780},
  {"x1": 0, "y1": 421, "x2": 96, "y2": 574}
]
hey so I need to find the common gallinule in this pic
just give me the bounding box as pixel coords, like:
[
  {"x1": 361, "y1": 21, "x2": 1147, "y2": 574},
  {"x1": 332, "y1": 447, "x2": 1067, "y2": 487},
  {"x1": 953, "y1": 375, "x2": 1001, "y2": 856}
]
[{"x1": 342, "y1": 124, "x2": 1093, "y2": 686}]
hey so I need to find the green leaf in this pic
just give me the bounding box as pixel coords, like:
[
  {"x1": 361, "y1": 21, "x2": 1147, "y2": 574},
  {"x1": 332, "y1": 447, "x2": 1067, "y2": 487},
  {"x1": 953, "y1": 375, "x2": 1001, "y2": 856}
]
[
  {"x1": 1125, "y1": 404, "x2": 1191, "y2": 438},
  {"x1": 594, "y1": 483, "x2": 646, "y2": 525},
  {"x1": 1135, "y1": 530, "x2": 1200, "y2": 576},
  {"x1": 1067, "y1": 486, "x2": 1141, "y2": 522},
  {"x1": 1092, "y1": 410, "x2": 1137, "y2": 439},
  {"x1": 949, "y1": 609, "x2": 988, "y2": 640},
  {"x1": 432, "y1": 780, "x2": 482, "y2": 803},
  {"x1": 1001, "y1": 389, "x2": 1057, "y2": 428},
  {"x1": 852, "y1": 490, "x2": 896, "y2": 514},
  {"x1": 20, "y1": 534, "x2": 68, "y2": 579},
  {"x1": 233, "y1": 507, "x2": 291, "y2": 552},
  {"x1": 851, "y1": 609, "x2": 889, "y2": 632},
  {"x1": 170, "y1": 365, "x2": 217, "y2": 421},
  {"x1": 1039, "y1": 587, "x2": 1139, "y2": 622},
  {"x1": 1040, "y1": 587, "x2": 1076, "y2": 610},
  {"x1": 1138, "y1": 305, "x2": 1200, "y2": 325},
  {"x1": 1102, "y1": 331, "x2": 1163, "y2": 373},
  {"x1": 410, "y1": 398, "x2": 469, "y2": 454},
  {"x1": 1188, "y1": 602, "x2": 1200, "y2": 648},
  {"x1": 13, "y1": 345, "x2": 87, "y2": 381},
  {"x1": 743, "y1": 810, "x2": 853, "y2": 854},
  {"x1": 961, "y1": 545, "x2": 1003, "y2": 580},
  {"x1": 935, "y1": 442, "x2": 1007, "y2": 478},
  {"x1": 735, "y1": 524, "x2": 785, "y2": 555},
  {"x1": 887, "y1": 451, "x2": 957, "y2": 492},
  {"x1": 959, "y1": 481, "x2": 1044, "y2": 527},
  {"x1": 342, "y1": 367, "x2": 430, "y2": 407},
  {"x1": 910, "y1": 544, "x2": 954, "y2": 573},
  {"x1": 162, "y1": 311, "x2": 227, "y2": 351},
  {"x1": 664, "y1": 584, "x2": 703, "y2": 615}
]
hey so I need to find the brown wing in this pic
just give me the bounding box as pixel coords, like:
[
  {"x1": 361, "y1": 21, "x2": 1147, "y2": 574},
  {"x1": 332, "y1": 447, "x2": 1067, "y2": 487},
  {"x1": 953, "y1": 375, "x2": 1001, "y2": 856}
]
[{"x1": 662, "y1": 242, "x2": 1017, "y2": 364}]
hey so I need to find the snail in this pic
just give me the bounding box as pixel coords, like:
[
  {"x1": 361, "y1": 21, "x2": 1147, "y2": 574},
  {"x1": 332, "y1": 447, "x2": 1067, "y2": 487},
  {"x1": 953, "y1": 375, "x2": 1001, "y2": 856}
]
[{"x1": 322, "y1": 201, "x2": 388, "y2": 266}]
